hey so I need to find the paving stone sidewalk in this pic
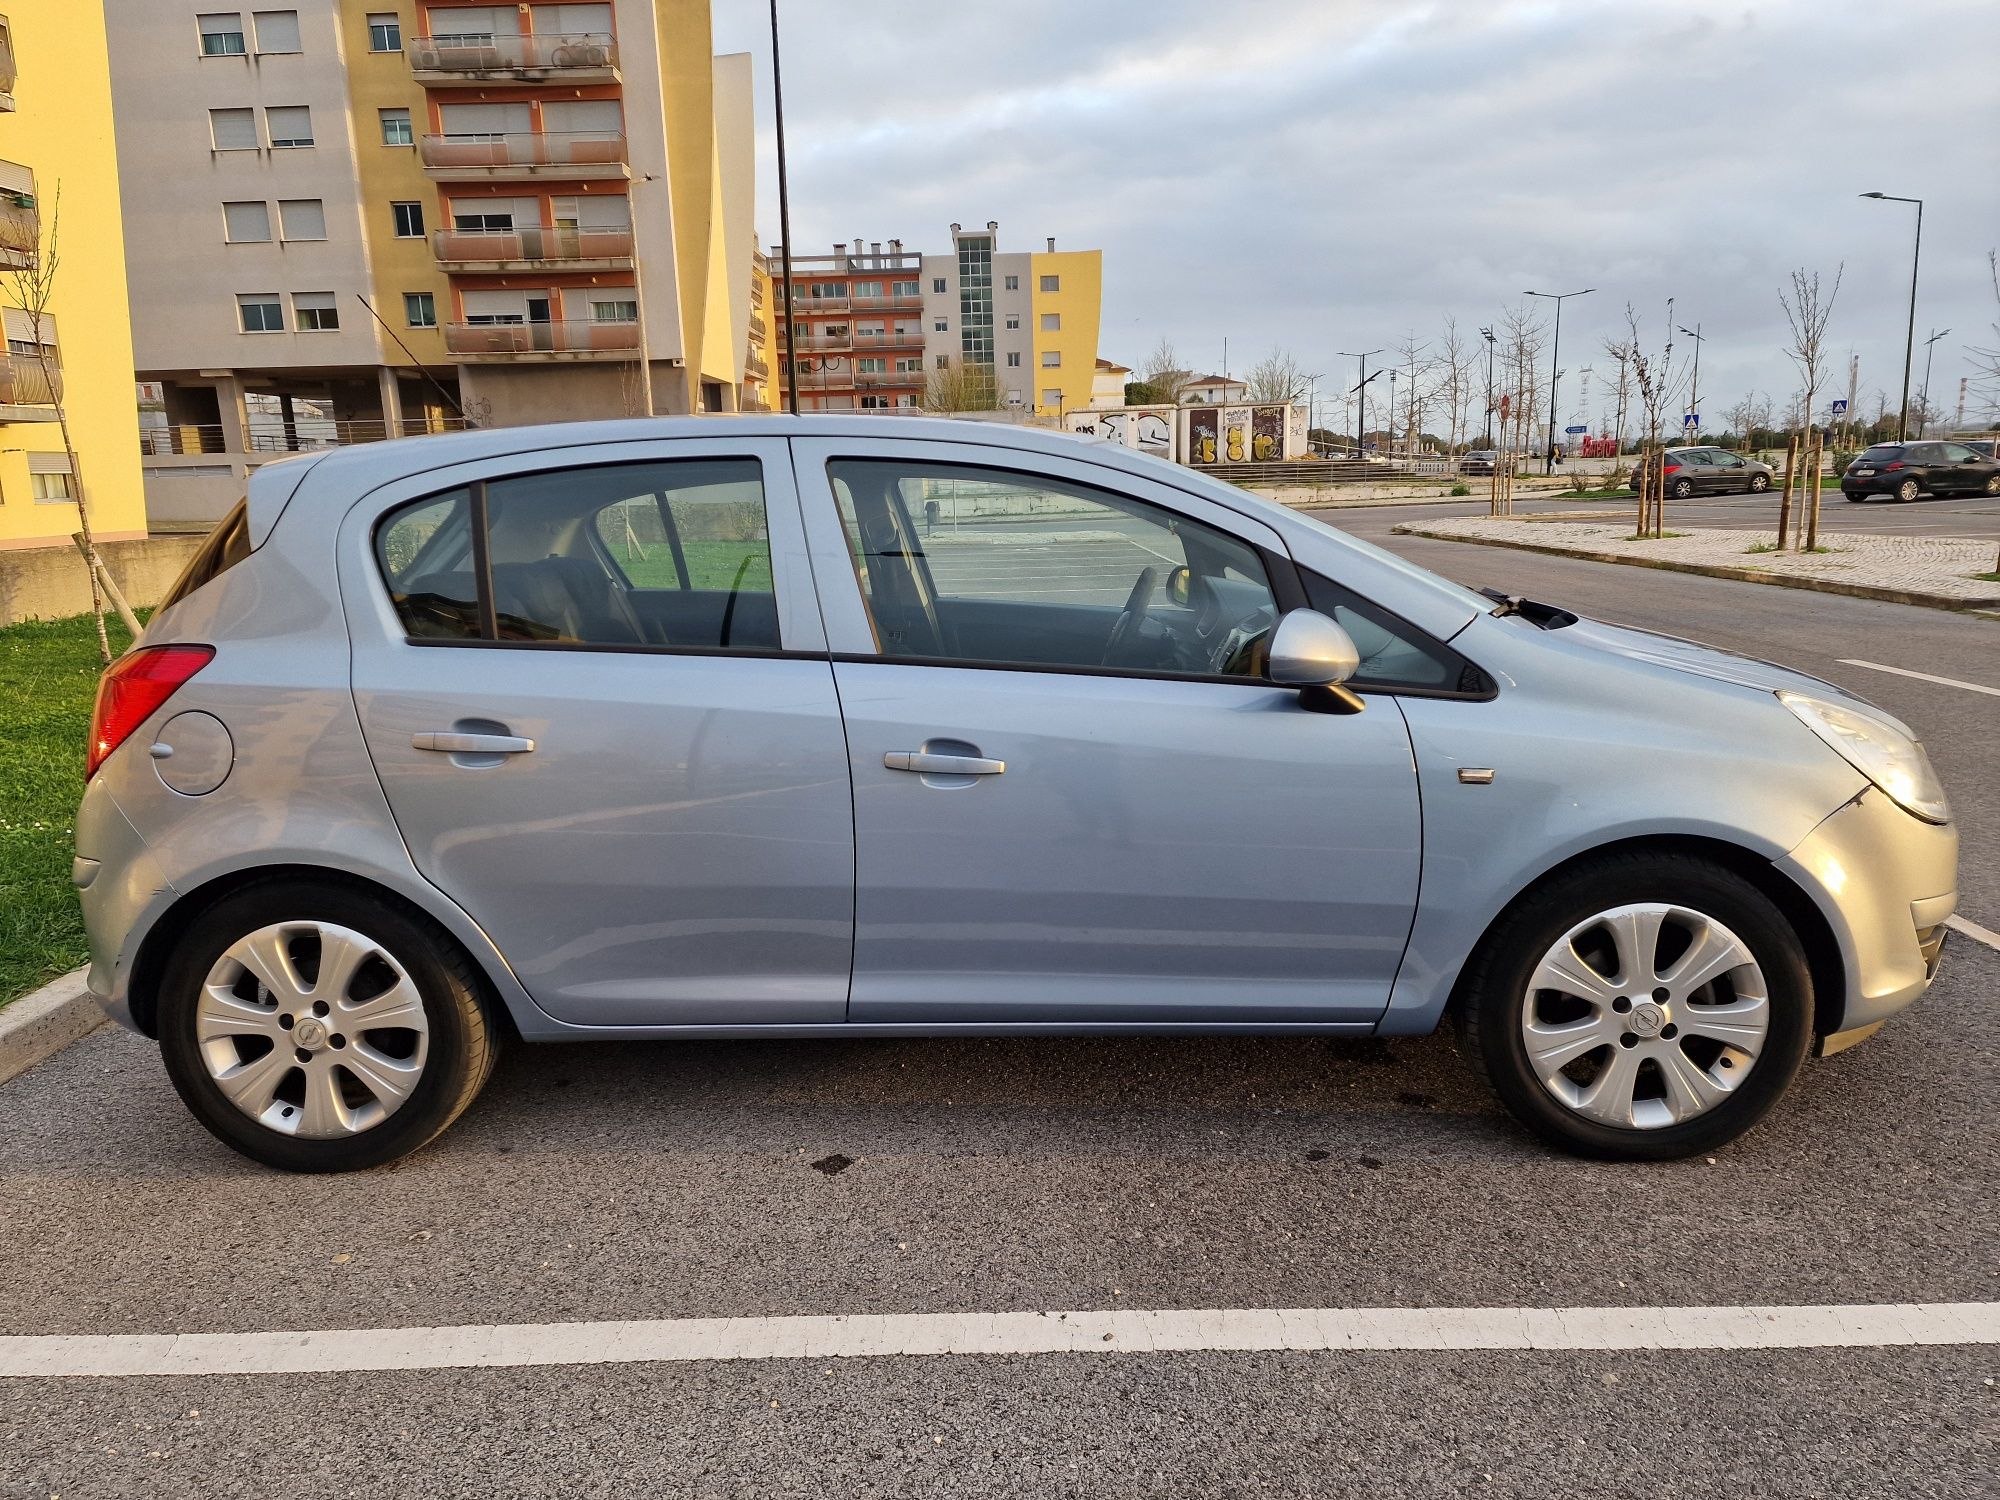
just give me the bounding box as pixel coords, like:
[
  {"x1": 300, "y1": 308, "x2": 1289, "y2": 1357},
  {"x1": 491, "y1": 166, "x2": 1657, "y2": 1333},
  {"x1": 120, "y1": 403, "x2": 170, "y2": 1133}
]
[{"x1": 1394, "y1": 517, "x2": 2000, "y2": 611}]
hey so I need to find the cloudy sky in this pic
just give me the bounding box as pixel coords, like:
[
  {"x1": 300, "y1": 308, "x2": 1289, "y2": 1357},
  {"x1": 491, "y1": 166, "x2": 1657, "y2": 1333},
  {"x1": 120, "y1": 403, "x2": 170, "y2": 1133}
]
[{"x1": 715, "y1": 0, "x2": 2000, "y2": 435}]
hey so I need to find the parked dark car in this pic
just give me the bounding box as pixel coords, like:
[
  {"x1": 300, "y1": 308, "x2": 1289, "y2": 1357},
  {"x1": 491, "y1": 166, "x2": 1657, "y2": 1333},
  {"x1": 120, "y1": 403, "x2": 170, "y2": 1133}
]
[
  {"x1": 1628, "y1": 447, "x2": 1775, "y2": 499},
  {"x1": 1460, "y1": 450, "x2": 1498, "y2": 475},
  {"x1": 1840, "y1": 441, "x2": 2000, "y2": 502}
]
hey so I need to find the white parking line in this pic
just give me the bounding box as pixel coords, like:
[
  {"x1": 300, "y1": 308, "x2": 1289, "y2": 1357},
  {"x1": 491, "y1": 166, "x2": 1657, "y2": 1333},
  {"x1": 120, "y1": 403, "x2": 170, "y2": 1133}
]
[
  {"x1": 1946, "y1": 914, "x2": 2000, "y2": 953},
  {"x1": 2, "y1": 1303, "x2": 1994, "y2": 1378},
  {"x1": 1837, "y1": 660, "x2": 2000, "y2": 698}
]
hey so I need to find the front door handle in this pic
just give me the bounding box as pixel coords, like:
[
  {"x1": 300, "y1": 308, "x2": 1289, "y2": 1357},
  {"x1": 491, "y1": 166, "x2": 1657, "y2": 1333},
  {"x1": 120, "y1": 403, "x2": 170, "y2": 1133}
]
[
  {"x1": 884, "y1": 751, "x2": 1004, "y2": 776},
  {"x1": 413, "y1": 731, "x2": 536, "y2": 754}
]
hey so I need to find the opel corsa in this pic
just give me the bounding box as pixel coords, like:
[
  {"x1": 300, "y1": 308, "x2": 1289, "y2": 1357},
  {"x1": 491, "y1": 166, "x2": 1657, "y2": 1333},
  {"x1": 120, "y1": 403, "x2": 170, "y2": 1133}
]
[{"x1": 76, "y1": 418, "x2": 1957, "y2": 1171}]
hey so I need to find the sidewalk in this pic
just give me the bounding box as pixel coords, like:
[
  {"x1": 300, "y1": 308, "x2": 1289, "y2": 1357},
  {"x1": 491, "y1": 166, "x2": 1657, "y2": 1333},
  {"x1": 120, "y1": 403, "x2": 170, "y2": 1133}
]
[{"x1": 1392, "y1": 517, "x2": 2000, "y2": 612}]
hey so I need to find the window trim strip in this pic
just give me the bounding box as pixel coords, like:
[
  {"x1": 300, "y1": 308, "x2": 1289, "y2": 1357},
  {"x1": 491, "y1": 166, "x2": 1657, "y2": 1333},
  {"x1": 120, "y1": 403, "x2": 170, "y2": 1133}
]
[{"x1": 466, "y1": 478, "x2": 499, "y2": 639}]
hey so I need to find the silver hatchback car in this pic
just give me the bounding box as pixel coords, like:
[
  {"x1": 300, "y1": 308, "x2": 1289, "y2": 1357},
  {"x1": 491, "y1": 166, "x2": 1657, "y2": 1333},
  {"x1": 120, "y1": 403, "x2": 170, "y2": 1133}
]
[{"x1": 77, "y1": 418, "x2": 1957, "y2": 1171}]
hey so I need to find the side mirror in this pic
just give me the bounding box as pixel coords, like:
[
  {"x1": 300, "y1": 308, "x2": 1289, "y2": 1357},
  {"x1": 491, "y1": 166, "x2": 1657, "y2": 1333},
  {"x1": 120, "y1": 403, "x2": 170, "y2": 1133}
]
[
  {"x1": 1268, "y1": 608, "x2": 1365, "y2": 714},
  {"x1": 1164, "y1": 565, "x2": 1192, "y2": 609}
]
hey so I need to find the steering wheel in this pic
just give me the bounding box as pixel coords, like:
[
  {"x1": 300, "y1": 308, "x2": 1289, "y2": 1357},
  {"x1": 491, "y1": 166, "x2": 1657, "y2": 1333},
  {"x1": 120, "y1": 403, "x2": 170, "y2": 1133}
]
[{"x1": 1101, "y1": 566, "x2": 1159, "y2": 666}]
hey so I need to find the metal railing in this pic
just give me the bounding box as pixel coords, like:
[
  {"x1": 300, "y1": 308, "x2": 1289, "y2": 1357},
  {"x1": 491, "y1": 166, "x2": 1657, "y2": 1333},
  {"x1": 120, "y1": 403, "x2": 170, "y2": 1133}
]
[
  {"x1": 0, "y1": 350, "x2": 58, "y2": 406},
  {"x1": 139, "y1": 417, "x2": 473, "y2": 457},
  {"x1": 789, "y1": 294, "x2": 848, "y2": 312},
  {"x1": 748, "y1": 313, "x2": 767, "y2": 339},
  {"x1": 744, "y1": 351, "x2": 769, "y2": 378},
  {"x1": 852, "y1": 329, "x2": 924, "y2": 347},
  {"x1": 420, "y1": 131, "x2": 627, "y2": 171},
  {"x1": 849, "y1": 293, "x2": 923, "y2": 311},
  {"x1": 784, "y1": 331, "x2": 852, "y2": 351},
  {"x1": 0, "y1": 159, "x2": 35, "y2": 257},
  {"x1": 138, "y1": 424, "x2": 229, "y2": 456},
  {"x1": 433, "y1": 224, "x2": 634, "y2": 265},
  {"x1": 446, "y1": 318, "x2": 640, "y2": 356},
  {"x1": 408, "y1": 32, "x2": 617, "y2": 74},
  {"x1": 0, "y1": 19, "x2": 17, "y2": 100},
  {"x1": 855, "y1": 371, "x2": 922, "y2": 389}
]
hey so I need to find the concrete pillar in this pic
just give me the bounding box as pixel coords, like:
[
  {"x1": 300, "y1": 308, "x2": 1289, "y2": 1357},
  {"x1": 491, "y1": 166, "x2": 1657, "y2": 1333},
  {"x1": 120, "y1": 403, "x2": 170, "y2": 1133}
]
[
  {"x1": 377, "y1": 365, "x2": 406, "y2": 437},
  {"x1": 215, "y1": 375, "x2": 250, "y2": 454}
]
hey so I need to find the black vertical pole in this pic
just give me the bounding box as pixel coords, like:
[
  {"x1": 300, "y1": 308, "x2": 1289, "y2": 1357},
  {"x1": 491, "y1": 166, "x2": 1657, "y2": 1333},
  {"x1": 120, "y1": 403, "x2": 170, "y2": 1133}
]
[
  {"x1": 770, "y1": 0, "x2": 800, "y2": 416},
  {"x1": 1897, "y1": 200, "x2": 1922, "y2": 441}
]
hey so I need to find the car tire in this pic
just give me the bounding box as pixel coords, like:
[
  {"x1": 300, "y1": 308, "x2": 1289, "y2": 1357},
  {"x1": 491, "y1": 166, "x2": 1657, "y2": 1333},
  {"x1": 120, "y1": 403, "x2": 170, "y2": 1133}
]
[
  {"x1": 1670, "y1": 479, "x2": 1695, "y2": 500},
  {"x1": 1896, "y1": 478, "x2": 1921, "y2": 503},
  {"x1": 157, "y1": 879, "x2": 501, "y2": 1172},
  {"x1": 1984, "y1": 475, "x2": 2000, "y2": 496},
  {"x1": 1749, "y1": 474, "x2": 1770, "y2": 493},
  {"x1": 1455, "y1": 851, "x2": 1813, "y2": 1160},
  {"x1": 1845, "y1": 492, "x2": 1866, "y2": 502}
]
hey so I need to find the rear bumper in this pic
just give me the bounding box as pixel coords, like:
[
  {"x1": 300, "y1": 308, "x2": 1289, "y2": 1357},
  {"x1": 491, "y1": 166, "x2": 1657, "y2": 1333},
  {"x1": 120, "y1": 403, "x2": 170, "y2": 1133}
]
[
  {"x1": 74, "y1": 781, "x2": 174, "y2": 1035},
  {"x1": 1777, "y1": 789, "x2": 1957, "y2": 1052}
]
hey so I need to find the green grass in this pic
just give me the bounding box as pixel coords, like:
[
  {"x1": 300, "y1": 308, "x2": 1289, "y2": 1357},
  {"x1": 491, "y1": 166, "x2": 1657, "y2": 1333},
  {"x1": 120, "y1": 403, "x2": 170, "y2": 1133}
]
[
  {"x1": 0, "y1": 612, "x2": 137, "y2": 1007},
  {"x1": 1745, "y1": 542, "x2": 1781, "y2": 554},
  {"x1": 1975, "y1": 572, "x2": 2000, "y2": 583},
  {"x1": 607, "y1": 540, "x2": 773, "y2": 593}
]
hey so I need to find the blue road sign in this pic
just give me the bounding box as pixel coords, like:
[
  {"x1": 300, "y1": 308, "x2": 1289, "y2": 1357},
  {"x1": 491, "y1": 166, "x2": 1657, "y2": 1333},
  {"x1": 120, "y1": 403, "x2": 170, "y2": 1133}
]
[
  {"x1": 1832, "y1": 399, "x2": 1849, "y2": 414},
  {"x1": 1682, "y1": 413, "x2": 1700, "y2": 427},
  {"x1": 1564, "y1": 424, "x2": 1588, "y2": 434}
]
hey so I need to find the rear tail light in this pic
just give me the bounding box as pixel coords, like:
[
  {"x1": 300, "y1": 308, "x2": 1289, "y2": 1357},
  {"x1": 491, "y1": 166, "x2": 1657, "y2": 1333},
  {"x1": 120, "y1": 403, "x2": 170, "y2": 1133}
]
[
  {"x1": 86, "y1": 645, "x2": 214, "y2": 781},
  {"x1": 1662, "y1": 463, "x2": 1681, "y2": 474},
  {"x1": 1881, "y1": 461, "x2": 1904, "y2": 471}
]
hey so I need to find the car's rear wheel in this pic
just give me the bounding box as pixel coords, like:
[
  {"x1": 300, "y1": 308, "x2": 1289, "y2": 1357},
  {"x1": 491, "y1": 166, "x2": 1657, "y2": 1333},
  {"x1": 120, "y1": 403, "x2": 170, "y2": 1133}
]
[
  {"x1": 1896, "y1": 478, "x2": 1921, "y2": 503},
  {"x1": 1748, "y1": 473, "x2": 1770, "y2": 493},
  {"x1": 1983, "y1": 474, "x2": 2000, "y2": 496},
  {"x1": 1457, "y1": 852, "x2": 1812, "y2": 1159},
  {"x1": 1670, "y1": 478, "x2": 1695, "y2": 500},
  {"x1": 158, "y1": 880, "x2": 500, "y2": 1172}
]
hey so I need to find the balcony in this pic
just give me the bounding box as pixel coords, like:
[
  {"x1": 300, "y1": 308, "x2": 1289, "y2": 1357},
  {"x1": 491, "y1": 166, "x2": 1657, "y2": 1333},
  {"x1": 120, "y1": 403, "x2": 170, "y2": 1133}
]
[
  {"x1": 855, "y1": 371, "x2": 922, "y2": 390},
  {"x1": 139, "y1": 416, "x2": 472, "y2": 457},
  {"x1": 744, "y1": 351, "x2": 768, "y2": 379},
  {"x1": 433, "y1": 224, "x2": 634, "y2": 271},
  {"x1": 850, "y1": 293, "x2": 923, "y2": 311},
  {"x1": 0, "y1": 159, "x2": 35, "y2": 270},
  {"x1": 0, "y1": 17, "x2": 16, "y2": 112},
  {"x1": 420, "y1": 131, "x2": 629, "y2": 182},
  {"x1": 446, "y1": 318, "x2": 641, "y2": 362},
  {"x1": 790, "y1": 294, "x2": 848, "y2": 313},
  {"x1": 0, "y1": 349, "x2": 59, "y2": 414},
  {"x1": 408, "y1": 32, "x2": 619, "y2": 84},
  {"x1": 852, "y1": 329, "x2": 925, "y2": 348},
  {"x1": 784, "y1": 331, "x2": 852, "y2": 352},
  {"x1": 748, "y1": 312, "x2": 767, "y2": 339}
]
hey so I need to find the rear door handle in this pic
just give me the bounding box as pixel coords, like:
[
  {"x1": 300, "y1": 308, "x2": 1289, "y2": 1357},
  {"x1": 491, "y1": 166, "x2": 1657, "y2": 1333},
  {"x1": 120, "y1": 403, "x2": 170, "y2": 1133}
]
[
  {"x1": 884, "y1": 751, "x2": 1004, "y2": 776},
  {"x1": 413, "y1": 732, "x2": 536, "y2": 754}
]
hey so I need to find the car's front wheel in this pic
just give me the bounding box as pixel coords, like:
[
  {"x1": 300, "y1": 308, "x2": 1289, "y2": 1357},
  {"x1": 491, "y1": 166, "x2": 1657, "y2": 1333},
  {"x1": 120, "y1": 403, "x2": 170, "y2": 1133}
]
[
  {"x1": 1748, "y1": 473, "x2": 1771, "y2": 493},
  {"x1": 1896, "y1": 478, "x2": 1921, "y2": 503},
  {"x1": 1457, "y1": 852, "x2": 1812, "y2": 1159},
  {"x1": 1670, "y1": 478, "x2": 1695, "y2": 499},
  {"x1": 158, "y1": 880, "x2": 501, "y2": 1172},
  {"x1": 1983, "y1": 474, "x2": 2000, "y2": 496}
]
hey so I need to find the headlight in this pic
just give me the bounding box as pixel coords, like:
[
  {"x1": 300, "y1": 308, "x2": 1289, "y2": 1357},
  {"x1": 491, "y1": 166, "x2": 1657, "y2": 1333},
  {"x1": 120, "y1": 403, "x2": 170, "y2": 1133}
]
[{"x1": 1778, "y1": 691, "x2": 1950, "y2": 824}]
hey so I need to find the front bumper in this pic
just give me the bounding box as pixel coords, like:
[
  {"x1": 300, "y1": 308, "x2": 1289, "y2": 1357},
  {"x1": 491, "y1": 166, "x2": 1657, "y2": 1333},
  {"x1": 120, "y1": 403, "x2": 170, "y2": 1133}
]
[{"x1": 1777, "y1": 788, "x2": 1957, "y2": 1054}]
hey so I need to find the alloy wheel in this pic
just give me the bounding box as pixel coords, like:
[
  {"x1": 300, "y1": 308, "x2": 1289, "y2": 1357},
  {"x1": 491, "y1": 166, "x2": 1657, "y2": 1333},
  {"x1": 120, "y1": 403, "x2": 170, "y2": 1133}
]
[
  {"x1": 195, "y1": 921, "x2": 431, "y2": 1138},
  {"x1": 1519, "y1": 903, "x2": 1769, "y2": 1130}
]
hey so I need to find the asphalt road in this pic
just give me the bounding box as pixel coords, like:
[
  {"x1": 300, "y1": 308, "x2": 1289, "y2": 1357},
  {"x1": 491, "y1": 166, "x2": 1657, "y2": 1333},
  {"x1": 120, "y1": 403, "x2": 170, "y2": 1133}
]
[
  {"x1": 3, "y1": 525, "x2": 1996, "y2": 1498},
  {"x1": 1409, "y1": 486, "x2": 2000, "y2": 539}
]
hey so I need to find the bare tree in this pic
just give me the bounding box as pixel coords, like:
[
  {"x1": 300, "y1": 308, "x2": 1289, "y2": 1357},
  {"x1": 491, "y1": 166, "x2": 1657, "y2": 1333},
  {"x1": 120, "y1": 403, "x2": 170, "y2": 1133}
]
[
  {"x1": 1967, "y1": 249, "x2": 2000, "y2": 427},
  {"x1": 921, "y1": 358, "x2": 1002, "y2": 414},
  {"x1": 1725, "y1": 391, "x2": 1773, "y2": 453},
  {"x1": 1599, "y1": 339, "x2": 1633, "y2": 456},
  {"x1": 1778, "y1": 265, "x2": 1844, "y2": 439},
  {"x1": 1245, "y1": 348, "x2": 1308, "y2": 404},
  {"x1": 1138, "y1": 338, "x2": 1195, "y2": 407},
  {"x1": 1496, "y1": 302, "x2": 1545, "y2": 466},
  {"x1": 1435, "y1": 317, "x2": 1473, "y2": 457},
  {"x1": 2, "y1": 185, "x2": 114, "y2": 661}
]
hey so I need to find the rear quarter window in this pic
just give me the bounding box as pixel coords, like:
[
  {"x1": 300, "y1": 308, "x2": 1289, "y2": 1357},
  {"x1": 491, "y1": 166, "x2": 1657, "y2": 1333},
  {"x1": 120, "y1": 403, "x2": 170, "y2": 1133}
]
[{"x1": 155, "y1": 499, "x2": 251, "y2": 613}]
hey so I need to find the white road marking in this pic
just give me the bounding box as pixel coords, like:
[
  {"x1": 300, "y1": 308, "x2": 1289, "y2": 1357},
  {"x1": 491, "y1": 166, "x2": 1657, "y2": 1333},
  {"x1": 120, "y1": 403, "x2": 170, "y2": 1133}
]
[
  {"x1": 2, "y1": 1303, "x2": 1993, "y2": 1379},
  {"x1": 1946, "y1": 914, "x2": 2000, "y2": 952},
  {"x1": 1837, "y1": 660, "x2": 2000, "y2": 698}
]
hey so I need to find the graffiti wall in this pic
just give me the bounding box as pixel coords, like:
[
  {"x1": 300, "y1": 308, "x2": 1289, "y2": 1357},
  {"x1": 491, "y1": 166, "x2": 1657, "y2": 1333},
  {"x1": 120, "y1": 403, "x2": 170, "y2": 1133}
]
[{"x1": 1065, "y1": 402, "x2": 1306, "y2": 466}]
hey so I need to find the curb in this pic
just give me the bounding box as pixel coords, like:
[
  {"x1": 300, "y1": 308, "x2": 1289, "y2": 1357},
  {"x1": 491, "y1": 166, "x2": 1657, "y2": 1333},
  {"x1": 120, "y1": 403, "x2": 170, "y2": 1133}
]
[
  {"x1": 1391, "y1": 525, "x2": 2000, "y2": 614},
  {"x1": 0, "y1": 967, "x2": 105, "y2": 1087}
]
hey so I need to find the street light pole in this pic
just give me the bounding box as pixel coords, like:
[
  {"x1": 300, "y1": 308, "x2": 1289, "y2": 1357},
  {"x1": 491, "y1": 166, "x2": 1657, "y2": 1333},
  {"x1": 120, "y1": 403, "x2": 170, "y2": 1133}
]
[
  {"x1": 770, "y1": 0, "x2": 800, "y2": 416},
  {"x1": 1479, "y1": 326, "x2": 1496, "y2": 447},
  {"x1": 1525, "y1": 287, "x2": 1593, "y2": 473},
  {"x1": 1917, "y1": 327, "x2": 1949, "y2": 437},
  {"x1": 1336, "y1": 348, "x2": 1382, "y2": 456},
  {"x1": 1677, "y1": 323, "x2": 1705, "y2": 441},
  {"x1": 1860, "y1": 192, "x2": 1923, "y2": 441}
]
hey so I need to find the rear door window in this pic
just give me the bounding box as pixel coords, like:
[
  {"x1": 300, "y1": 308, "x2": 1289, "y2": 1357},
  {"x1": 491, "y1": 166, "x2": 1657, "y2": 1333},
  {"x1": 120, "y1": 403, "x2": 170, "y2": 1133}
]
[{"x1": 156, "y1": 499, "x2": 252, "y2": 613}]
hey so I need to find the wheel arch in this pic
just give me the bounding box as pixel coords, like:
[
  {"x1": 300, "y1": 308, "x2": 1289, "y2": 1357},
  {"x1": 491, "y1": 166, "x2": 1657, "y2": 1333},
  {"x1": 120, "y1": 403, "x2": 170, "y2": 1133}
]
[
  {"x1": 1442, "y1": 833, "x2": 1847, "y2": 1039},
  {"x1": 126, "y1": 863, "x2": 518, "y2": 1041}
]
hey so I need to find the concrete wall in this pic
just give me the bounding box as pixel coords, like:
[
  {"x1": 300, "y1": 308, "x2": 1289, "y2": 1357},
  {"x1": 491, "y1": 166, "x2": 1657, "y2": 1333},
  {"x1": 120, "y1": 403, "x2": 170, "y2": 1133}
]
[{"x1": 0, "y1": 533, "x2": 206, "y2": 625}]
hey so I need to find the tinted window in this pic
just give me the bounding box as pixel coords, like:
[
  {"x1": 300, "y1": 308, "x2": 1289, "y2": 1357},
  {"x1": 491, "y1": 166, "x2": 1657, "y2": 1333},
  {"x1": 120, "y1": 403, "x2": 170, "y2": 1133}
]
[
  {"x1": 1857, "y1": 446, "x2": 1903, "y2": 463},
  {"x1": 828, "y1": 460, "x2": 1278, "y2": 677},
  {"x1": 376, "y1": 461, "x2": 779, "y2": 651},
  {"x1": 156, "y1": 499, "x2": 253, "y2": 613},
  {"x1": 1939, "y1": 443, "x2": 1977, "y2": 462}
]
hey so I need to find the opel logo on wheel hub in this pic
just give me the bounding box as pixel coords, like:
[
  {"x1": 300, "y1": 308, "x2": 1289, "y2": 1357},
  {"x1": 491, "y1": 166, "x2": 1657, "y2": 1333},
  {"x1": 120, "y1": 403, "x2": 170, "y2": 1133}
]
[
  {"x1": 294, "y1": 1017, "x2": 330, "y2": 1049},
  {"x1": 1628, "y1": 1001, "x2": 1666, "y2": 1038}
]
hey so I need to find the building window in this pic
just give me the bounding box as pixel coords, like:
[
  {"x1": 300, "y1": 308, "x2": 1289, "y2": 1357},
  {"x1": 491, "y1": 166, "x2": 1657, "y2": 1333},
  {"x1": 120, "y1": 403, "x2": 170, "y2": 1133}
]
[
  {"x1": 198, "y1": 13, "x2": 246, "y2": 55},
  {"x1": 931, "y1": 277, "x2": 946, "y2": 293},
  {"x1": 1042, "y1": 388, "x2": 1063, "y2": 406},
  {"x1": 253, "y1": 10, "x2": 302, "y2": 54},
  {"x1": 1041, "y1": 312, "x2": 1060, "y2": 332},
  {"x1": 894, "y1": 357, "x2": 922, "y2": 373},
  {"x1": 1039, "y1": 274, "x2": 1060, "y2": 293},
  {"x1": 237, "y1": 293, "x2": 284, "y2": 333},
  {"x1": 1006, "y1": 351, "x2": 1020, "y2": 367},
  {"x1": 31, "y1": 471, "x2": 74, "y2": 503},
  {"x1": 367, "y1": 12, "x2": 401, "y2": 51},
  {"x1": 591, "y1": 299, "x2": 639, "y2": 322},
  {"x1": 278, "y1": 198, "x2": 326, "y2": 241},
  {"x1": 1041, "y1": 350, "x2": 1061, "y2": 367},
  {"x1": 857, "y1": 357, "x2": 886, "y2": 373},
  {"x1": 223, "y1": 200, "x2": 272, "y2": 243},
  {"x1": 933, "y1": 318, "x2": 948, "y2": 332},
  {"x1": 853, "y1": 280, "x2": 882, "y2": 298},
  {"x1": 404, "y1": 292, "x2": 437, "y2": 328},
  {"x1": 379, "y1": 108, "x2": 413, "y2": 146},
  {"x1": 293, "y1": 291, "x2": 339, "y2": 331},
  {"x1": 265, "y1": 106, "x2": 314, "y2": 148},
  {"x1": 934, "y1": 355, "x2": 948, "y2": 369},
  {"x1": 891, "y1": 279, "x2": 919, "y2": 297},
  {"x1": 209, "y1": 107, "x2": 258, "y2": 151},
  {"x1": 391, "y1": 201, "x2": 425, "y2": 238},
  {"x1": 1005, "y1": 314, "x2": 1019, "y2": 330},
  {"x1": 1004, "y1": 274, "x2": 1019, "y2": 290}
]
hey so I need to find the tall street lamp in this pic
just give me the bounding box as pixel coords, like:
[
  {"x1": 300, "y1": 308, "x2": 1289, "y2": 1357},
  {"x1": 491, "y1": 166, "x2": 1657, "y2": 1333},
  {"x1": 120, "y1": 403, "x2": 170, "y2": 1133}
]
[
  {"x1": 1677, "y1": 323, "x2": 1705, "y2": 441},
  {"x1": 1525, "y1": 287, "x2": 1593, "y2": 472},
  {"x1": 1860, "y1": 192, "x2": 1923, "y2": 441},
  {"x1": 1337, "y1": 348, "x2": 1382, "y2": 455},
  {"x1": 1917, "y1": 327, "x2": 1950, "y2": 436},
  {"x1": 1479, "y1": 326, "x2": 1496, "y2": 447},
  {"x1": 770, "y1": 0, "x2": 800, "y2": 416}
]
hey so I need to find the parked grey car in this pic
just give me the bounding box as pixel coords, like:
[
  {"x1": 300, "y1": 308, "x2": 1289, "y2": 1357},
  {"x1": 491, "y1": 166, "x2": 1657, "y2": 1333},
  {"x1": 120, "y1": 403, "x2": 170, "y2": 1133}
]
[
  {"x1": 1628, "y1": 447, "x2": 1775, "y2": 498},
  {"x1": 78, "y1": 418, "x2": 1957, "y2": 1171}
]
